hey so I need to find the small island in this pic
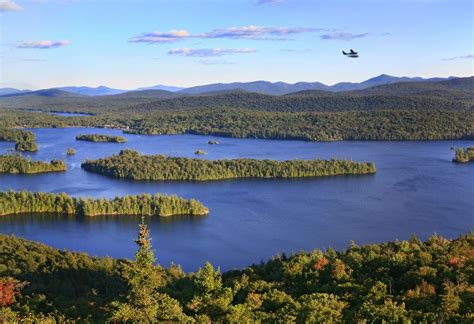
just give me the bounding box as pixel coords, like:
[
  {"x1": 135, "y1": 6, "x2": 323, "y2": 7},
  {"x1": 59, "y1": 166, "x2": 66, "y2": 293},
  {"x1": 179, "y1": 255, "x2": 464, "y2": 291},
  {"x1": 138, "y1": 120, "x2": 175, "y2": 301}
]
[
  {"x1": 0, "y1": 129, "x2": 38, "y2": 152},
  {"x1": 0, "y1": 154, "x2": 66, "y2": 174},
  {"x1": 194, "y1": 149, "x2": 207, "y2": 155},
  {"x1": 0, "y1": 190, "x2": 209, "y2": 217},
  {"x1": 81, "y1": 149, "x2": 376, "y2": 181},
  {"x1": 453, "y1": 146, "x2": 474, "y2": 163},
  {"x1": 66, "y1": 148, "x2": 76, "y2": 155},
  {"x1": 208, "y1": 140, "x2": 219, "y2": 145},
  {"x1": 75, "y1": 134, "x2": 127, "y2": 143}
]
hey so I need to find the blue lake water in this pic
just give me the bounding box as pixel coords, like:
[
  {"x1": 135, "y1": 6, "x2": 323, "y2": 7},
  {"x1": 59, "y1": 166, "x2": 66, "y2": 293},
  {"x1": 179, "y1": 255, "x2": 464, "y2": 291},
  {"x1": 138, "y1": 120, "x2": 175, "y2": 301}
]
[{"x1": 0, "y1": 128, "x2": 473, "y2": 271}]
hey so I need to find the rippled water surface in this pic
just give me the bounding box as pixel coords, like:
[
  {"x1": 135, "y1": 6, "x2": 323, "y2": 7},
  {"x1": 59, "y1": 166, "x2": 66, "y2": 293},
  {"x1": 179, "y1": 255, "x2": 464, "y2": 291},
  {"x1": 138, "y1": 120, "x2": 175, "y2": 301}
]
[{"x1": 0, "y1": 128, "x2": 472, "y2": 271}]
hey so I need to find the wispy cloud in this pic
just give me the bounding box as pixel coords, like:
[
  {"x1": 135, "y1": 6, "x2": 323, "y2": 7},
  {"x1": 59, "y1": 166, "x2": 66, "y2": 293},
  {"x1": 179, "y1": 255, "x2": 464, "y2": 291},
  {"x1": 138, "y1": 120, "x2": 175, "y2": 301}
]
[
  {"x1": 441, "y1": 54, "x2": 474, "y2": 61},
  {"x1": 168, "y1": 48, "x2": 256, "y2": 57},
  {"x1": 199, "y1": 59, "x2": 236, "y2": 65},
  {"x1": 129, "y1": 30, "x2": 190, "y2": 44},
  {"x1": 130, "y1": 25, "x2": 320, "y2": 44},
  {"x1": 18, "y1": 40, "x2": 70, "y2": 49},
  {"x1": 320, "y1": 32, "x2": 370, "y2": 41},
  {"x1": 0, "y1": 0, "x2": 22, "y2": 12},
  {"x1": 198, "y1": 26, "x2": 320, "y2": 40},
  {"x1": 257, "y1": 0, "x2": 284, "y2": 5}
]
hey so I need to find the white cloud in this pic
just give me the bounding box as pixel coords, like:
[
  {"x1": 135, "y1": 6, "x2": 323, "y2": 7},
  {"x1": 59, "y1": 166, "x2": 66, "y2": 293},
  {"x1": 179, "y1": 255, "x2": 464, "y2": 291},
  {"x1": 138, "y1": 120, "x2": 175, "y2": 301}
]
[
  {"x1": 130, "y1": 25, "x2": 320, "y2": 44},
  {"x1": 0, "y1": 0, "x2": 23, "y2": 12},
  {"x1": 168, "y1": 48, "x2": 256, "y2": 57},
  {"x1": 129, "y1": 30, "x2": 190, "y2": 44},
  {"x1": 320, "y1": 32, "x2": 370, "y2": 41},
  {"x1": 18, "y1": 40, "x2": 70, "y2": 49}
]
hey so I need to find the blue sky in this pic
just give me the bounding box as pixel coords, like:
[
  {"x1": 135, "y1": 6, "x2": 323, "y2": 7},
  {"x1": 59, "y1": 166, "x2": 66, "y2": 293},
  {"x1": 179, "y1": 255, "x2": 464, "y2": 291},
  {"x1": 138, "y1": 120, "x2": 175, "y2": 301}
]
[{"x1": 1, "y1": 0, "x2": 472, "y2": 89}]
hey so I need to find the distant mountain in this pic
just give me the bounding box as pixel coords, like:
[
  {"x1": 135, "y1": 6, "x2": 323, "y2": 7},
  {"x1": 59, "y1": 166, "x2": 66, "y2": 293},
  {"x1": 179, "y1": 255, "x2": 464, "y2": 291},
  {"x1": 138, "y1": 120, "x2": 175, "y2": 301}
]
[
  {"x1": 135, "y1": 85, "x2": 184, "y2": 92},
  {"x1": 0, "y1": 88, "x2": 30, "y2": 96},
  {"x1": 179, "y1": 74, "x2": 457, "y2": 95},
  {"x1": 111, "y1": 89, "x2": 183, "y2": 99},
  {"x1": 55, "y1": 86, "x2": 127, "y2": 96},
  {"x1": 0, "y1": 89, "x2": 82, "y2": 98}
]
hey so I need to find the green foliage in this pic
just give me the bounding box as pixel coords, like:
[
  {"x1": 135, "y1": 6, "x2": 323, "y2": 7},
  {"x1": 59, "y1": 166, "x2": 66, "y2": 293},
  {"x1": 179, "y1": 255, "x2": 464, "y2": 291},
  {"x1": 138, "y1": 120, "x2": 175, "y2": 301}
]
[
  {"x1": 81, "y1": 149, "x2": 376, "y2": 181},
  {"x1": 0, "y1": 154, "x2": 66, "y2": 174},
  {"x1": 75, "y1": 134, "x2": 127, "y2": 143},
  {"x1": 453, "y1": 146, "x2": 474, "y2": 163},
  {"x1": 0, "y1": 190, "x2": 209, "y2": 217},
  {"x1": 0, "y1": 129, "x2": 38, "y2": 152},
  {"x1": 0, "y1": 232, "x2": 473, "y2": 321}
]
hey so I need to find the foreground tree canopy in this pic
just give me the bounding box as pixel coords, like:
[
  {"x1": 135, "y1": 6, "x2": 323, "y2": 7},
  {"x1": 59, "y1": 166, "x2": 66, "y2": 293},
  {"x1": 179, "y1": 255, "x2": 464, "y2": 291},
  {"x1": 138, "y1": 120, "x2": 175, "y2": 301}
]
[
  {"x1": 453, "y1": 146, "x2": 474, "y2": 163},
  {"x1": 0, "y1": 191, "x2": 208, "y2": 217},
  {"x1": 75, "y1": 134, "x2": 127, "y2": 143},
  {"x1": 81, "y1": 149, "x2": 376, "y2": 181},
  {"x1": 0, "y1": 154, "x2": 66, "y2": 174},
  {"x1": 0, "y1": 228, "x2": 472, "y2": 322}
]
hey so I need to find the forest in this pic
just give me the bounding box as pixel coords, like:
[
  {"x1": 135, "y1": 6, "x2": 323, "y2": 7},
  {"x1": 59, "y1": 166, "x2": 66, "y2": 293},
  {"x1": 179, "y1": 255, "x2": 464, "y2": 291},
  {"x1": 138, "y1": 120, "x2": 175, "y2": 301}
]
[
  {"x1": 0, "y1": 154, "x2": 66, "y2": 174},
  {"x1": 0, "y1": 191, "x2": 208, "y2": 217},
  {"x1": 75, "y1": 134, "x2": 127, "y2": 143},
  {"x1": 81, "y1": 149, "x2": 377, "y2": 181},
  {"x1": 453, "y1": 146, "x2": 474, "y2": 163},
  {"x1": 0, "y1": 129, "x2": 38, "y2": 152},
  {"x1": 0, "y1": 224, "x2": 472, "y2": 322}
]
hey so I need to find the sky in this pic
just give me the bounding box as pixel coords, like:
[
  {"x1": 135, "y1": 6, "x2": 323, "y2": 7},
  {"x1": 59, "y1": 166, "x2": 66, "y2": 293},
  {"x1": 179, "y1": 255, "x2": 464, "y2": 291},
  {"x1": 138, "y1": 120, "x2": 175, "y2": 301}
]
[{"x1": 0, "y1": 0, "x2": 473, "y2": 90}]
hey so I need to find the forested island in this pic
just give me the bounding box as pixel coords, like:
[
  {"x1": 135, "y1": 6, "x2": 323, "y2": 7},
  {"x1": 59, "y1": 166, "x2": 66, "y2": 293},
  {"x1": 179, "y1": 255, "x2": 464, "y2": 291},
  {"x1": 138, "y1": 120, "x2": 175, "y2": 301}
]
[
  {"x1": 0, "y1": 129, "x2": 38, "y2": 152},
  {"x1": 0, "y1": 224, "x2": 472, "y2": 322},
  {"x1": 0, "y1": 154, "x2": 66, "y2": 174},
  {"x1": 0, "y1": 191, "x2": 208, "y2": 217},
  {"x1": 75, "y1": 134, "x2": 127, "y2": 143},
  {"x1": 81, "y1": 149, "x2": 376, "y2": 181},
  {"x1": 453, "y1": 146, "x2": 474, "y2": 163}
]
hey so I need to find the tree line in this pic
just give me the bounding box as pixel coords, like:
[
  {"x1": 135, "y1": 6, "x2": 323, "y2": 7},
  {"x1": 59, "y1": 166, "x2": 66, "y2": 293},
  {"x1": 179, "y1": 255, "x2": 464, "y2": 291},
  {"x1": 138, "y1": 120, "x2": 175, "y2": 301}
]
[
  {"x1": 81, "y1": 149, "x2": 377, "y2": 181},
  {"x1": 0, "y1": 129, "x2": 38, "y2": 152},
  {"x1": 0, "y1": 154, "x2": 66, "y2": 174},
  {"x1": 0, "y1": 191, "x2": 208, "y2": 217},
  {"x1": 0, "y1": 108, "x2": 472, "y2": 142},
  {"x1": 453, "y1": 146, "x2": 474, "y2": 163},
  {"x1": 75, "y1": 134, "x2": 127, "y2": 143},
  {"x1": 0, "y1": 225, "x2": 472, "y2": 322}
]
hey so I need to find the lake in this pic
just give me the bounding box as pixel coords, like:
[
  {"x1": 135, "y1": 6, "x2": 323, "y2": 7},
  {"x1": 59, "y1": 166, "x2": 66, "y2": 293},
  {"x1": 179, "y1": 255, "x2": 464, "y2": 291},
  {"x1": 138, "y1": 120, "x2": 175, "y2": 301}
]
[{"x1": 0, "y1": 127, "x2": 473, "y2": 271}]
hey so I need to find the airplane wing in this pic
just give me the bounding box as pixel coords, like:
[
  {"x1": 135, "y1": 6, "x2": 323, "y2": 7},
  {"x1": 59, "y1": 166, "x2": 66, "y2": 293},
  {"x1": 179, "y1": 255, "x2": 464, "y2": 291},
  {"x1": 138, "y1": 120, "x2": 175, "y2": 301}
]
[{"x1": 350, "y1": 49, "x2": 357, "y2": 54}]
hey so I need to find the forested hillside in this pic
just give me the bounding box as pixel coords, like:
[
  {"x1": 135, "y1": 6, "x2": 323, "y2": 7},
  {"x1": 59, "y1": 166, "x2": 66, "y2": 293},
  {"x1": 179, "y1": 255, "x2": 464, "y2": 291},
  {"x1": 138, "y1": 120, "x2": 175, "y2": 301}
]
[
  {"x1": 0, "y1": 78, "x2": 472, "y2": 142},
  {"x1": 1, "y1": 227, "x2": 472, "y2": 322}
]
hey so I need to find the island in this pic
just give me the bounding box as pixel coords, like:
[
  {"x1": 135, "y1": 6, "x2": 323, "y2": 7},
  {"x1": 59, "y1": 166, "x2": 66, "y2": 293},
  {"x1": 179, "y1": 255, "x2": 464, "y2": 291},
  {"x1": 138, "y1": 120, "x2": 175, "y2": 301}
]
[
  {"x1": 453, "y1": 146, "x2": 474, "y2": 163},
  {"x1": 0, "y1": 128, "x2": 38, "y2": 152},
  {"x1": 0, "y1": 190, "x2": 209, "y2": 217},
  {"x1": 75, "y1": 134, "x2": 127, "y2": 143},
  {"x1": 194, "y1": 149, "x2": 207, "y2": 155},
  {"x1": 0, "y1": 154, "x2": 66, "y2": 174},
  {"x1": 81, "y1": 149, "x2": 376, "y2": 181},
  {"x1": 208, "y1": 140, "x2": 219, "y2": 145},
  {"x1": 66, "y1": 148, "x2": 76, "y2": 155}
]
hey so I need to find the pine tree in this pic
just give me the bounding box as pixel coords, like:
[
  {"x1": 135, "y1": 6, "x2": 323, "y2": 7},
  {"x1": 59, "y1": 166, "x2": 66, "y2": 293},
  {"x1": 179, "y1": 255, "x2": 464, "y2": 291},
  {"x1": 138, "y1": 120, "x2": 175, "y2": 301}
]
[{"x1": 111, "y1": 217, "x2": 187, "y2": 322}]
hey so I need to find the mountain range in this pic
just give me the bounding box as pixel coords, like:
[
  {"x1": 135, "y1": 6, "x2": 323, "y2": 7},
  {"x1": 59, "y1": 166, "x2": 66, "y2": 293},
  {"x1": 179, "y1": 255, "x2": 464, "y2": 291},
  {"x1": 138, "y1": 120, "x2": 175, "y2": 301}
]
[{"x1": 0, "y1": 74, "x2": 461, "y2": 97}]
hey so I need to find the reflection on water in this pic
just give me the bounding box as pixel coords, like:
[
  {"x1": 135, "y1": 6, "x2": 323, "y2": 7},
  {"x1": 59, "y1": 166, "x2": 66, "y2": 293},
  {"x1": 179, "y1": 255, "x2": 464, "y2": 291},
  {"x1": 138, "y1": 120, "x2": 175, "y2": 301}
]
[{"x1": 0, "y1": 128, "x2": 473, "y2": 271}]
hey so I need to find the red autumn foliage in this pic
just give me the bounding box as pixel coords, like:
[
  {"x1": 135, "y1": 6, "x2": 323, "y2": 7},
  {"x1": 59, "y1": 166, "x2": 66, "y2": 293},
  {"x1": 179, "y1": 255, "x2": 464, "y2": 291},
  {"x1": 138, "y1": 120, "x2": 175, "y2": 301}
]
[
  {"x1": 448, "y1": 256, "x2": 460, "y2": 266},
  {"x1": 314, "y1": 257, "x2": 329, "y2": 271},
  {"x1": 0, "y1": 277, "x2": 25, "y2": 307}
]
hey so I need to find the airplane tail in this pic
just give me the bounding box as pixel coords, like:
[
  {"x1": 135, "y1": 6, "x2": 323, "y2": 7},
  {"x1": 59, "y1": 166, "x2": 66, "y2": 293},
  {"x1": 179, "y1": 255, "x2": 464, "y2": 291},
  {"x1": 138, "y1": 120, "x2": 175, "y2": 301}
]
[{"x1": 342, "y1": 50, "x2": 347, "y2": 55}]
